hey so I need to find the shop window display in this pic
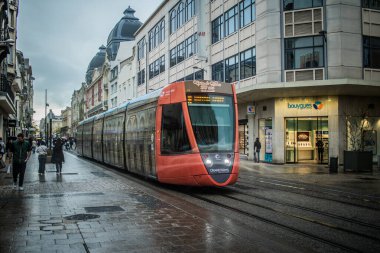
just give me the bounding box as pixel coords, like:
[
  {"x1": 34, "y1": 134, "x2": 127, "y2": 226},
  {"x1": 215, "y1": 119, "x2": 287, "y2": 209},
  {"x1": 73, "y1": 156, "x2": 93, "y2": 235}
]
[{"x1": 285, "y1": 117, "x2": 328, "y2": 163}]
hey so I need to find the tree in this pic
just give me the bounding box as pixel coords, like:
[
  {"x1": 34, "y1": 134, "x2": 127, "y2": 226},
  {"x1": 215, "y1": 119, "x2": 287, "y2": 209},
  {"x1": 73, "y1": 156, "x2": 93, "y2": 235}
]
[{"x1": 345, "y1": 108, "x2": 375, "y2": 152}]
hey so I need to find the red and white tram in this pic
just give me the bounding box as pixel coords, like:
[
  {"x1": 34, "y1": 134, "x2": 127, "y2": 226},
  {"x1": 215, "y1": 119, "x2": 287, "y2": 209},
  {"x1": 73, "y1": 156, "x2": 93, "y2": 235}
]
[{"x1": 77, "y1": 80, "x2": 239, "y2": 186}]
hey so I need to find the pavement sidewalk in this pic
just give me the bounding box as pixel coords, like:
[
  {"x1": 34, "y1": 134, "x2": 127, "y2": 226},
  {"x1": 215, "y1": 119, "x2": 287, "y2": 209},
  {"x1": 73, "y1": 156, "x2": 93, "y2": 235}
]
[{"x1": 0, "y1": 152, "x2": 266, "y2": 253}]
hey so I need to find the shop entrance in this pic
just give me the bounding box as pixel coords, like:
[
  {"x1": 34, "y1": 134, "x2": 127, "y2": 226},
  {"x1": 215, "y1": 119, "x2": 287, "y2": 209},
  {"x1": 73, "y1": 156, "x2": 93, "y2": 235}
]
[{"x1": 285, "y1": 117, "x2": 328, "y2": 164}]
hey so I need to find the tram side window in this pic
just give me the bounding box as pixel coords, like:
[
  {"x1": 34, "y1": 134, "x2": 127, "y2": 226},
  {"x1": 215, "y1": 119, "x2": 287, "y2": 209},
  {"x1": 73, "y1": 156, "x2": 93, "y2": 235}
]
[{"x1": 161, "y1": 103, "x2": 191, "y2": 154}]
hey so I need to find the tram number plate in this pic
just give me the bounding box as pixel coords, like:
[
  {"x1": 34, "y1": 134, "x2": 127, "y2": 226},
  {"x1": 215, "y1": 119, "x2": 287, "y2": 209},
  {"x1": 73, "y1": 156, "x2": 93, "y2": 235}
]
[{"x1": 209, "y1": 168, "x2": 230, "y2": 174}]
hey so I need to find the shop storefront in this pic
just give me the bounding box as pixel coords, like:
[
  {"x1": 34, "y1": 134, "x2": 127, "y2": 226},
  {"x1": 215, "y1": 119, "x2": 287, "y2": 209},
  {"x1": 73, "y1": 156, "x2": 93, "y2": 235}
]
[
  {"x1": 239, "y1": 119, "x2": 249, "y2": 156},
  {"x1": 285, "y1": 117, "x2": 328, "y2": 164},
  {"x1": 258, "y1": 118, "x2": 273, "y2": 162},
  {"x1": 242, "y1": 95, "x2": 380, "y2": 165}
]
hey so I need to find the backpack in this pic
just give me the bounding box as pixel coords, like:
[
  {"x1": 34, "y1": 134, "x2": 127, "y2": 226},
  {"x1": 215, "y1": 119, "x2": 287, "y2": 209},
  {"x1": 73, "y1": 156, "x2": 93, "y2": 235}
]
[{"x1": 0, "y1": 141, "x2": 4, "y2": 154}]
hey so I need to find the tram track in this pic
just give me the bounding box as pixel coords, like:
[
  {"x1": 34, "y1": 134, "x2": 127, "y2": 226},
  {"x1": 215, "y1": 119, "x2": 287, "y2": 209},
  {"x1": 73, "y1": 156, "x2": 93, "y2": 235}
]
[
  {"x1": 72, "y1": 153, "x2": 380, "y2": 252},
  {"x1": 237, "y1": 178, "x2": 380, "y2": 211},
  {"x1": 229, "y1": 184, "x2": 380, "y2": 231},
  {"x1": 218, "y1": 191, "x2": 380, "y2": 242},
  {"x1": 241, "y1": 175, "x2": 380, "y2": 203},
  {"x1": 185, "y1": 192, "x2": 365, "y2": 253}
]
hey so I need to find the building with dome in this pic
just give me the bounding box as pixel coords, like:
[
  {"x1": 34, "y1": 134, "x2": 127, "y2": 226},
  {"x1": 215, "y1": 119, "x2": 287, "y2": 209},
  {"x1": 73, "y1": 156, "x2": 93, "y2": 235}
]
[
  {"x1": 106, "y1": 6, "x2": 142, "y2": 62},
  {"x1": 84, "y1": 45, "x2": 108, "y2": 118},
  {"x1": 106, "y1": 6, "x2": 142, "y2": 109},
  {"x1": 85, "y1": 45, "x2": 106, "y2": 85}
]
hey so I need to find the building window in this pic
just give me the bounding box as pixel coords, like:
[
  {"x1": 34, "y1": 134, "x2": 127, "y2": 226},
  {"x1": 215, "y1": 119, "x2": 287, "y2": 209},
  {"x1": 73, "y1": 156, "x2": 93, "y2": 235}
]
[
  {"x1": 225, "y1": 55, "x2": 239, "y2": 83},
  {"x1": 362, "y1": 0, "x2": 380, "y2": 10},
  {"x1": 149, "y1": 55, "x2": 165, "y2": 80},
  {"x1": 98, "y1": 82, "x2": 102, "y2": 102},
  {"x1": 169, "y1": 34, "x2": 197, "y2": 68},
  {"x1": 149, "y1": 18, "x2": 165, "y2": 51},
  {"x1": 185, "y1": 34, "x2": 197, "y2": 58},
  {"x1": 194, "y1": 69, "x2": 204, "y2": 80},
  {"x1": 285, "y1": 36, "x2": 324, "y2": 70},
  {"x1": 212, "y1": 15, "x2": 224, "y2": 44},
  {"x1": 185, "y1": 0, "x2": 195, "y2": 21},
  {"x1": 6, "y1": 46, "x2": 13, "y2": 65},
  {"x1": 170, "y1": 9, "x2": 177, "y2": 34},
  {"x1": 137, "y1": 69, "x2": 145, "y2": 85},
  {"x1": 137, "y1": 38, "x2": 145, "y2": 60},
  {"x1": 177, "y1": 3, "x2": 185, "y2": 27},
  {"x1": 363, "y1": 36, "x2": 380, "y2": 69},
  {"x1": 284, "y1": 0, "x2": 323, "y2": 11},
  {"x1": 212, "y1": 61, "x2": 224, "y2": 81},
  {"x1": 154, "y1": 26, "x2": 159, "y2": 48},
  {"x1": 177, "y1": 42, "x2": 185, "y2": 64},
  {"x1": 154, "y1": 60, "x2": 160, "y2": 76},
  {"x1": 224, "y1": 5, "x2": 238, "y2": 36},
  {"x1": 160, "y1": 55, "x2": 165, "y2": 73},
  {"x1": 240, "y1": 47, "x2": 256, "y2": 79},
  {"x1": 239, "y1": 0, "x2": 256, "y2": 28},
  {"x1": 160, "y1": 20, "x2": 165, "y2": 43},
  {"x1": 170, "y1": 48, "x2": 177, "y2": 67},
  {"x1": 149, "y1": 32, "x2": 154, "y2": 51},
  {"x1": 110, "y1": 66, "x2": 118, "y2": 81}
]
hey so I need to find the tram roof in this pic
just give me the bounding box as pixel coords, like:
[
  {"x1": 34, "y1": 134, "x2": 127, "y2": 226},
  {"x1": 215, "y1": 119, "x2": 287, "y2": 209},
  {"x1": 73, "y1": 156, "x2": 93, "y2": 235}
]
[
  {"x1": 78, "y1": 86, "x2": 165, "y2": 126},
  {"x1": 103, "y1": 106, "x2": 120, "y2": 117},
  {"x1": 81, "y1": 116, "x2": 95, "y2": 125},
  {"x1": 128, "y1": 88, "x2": 163, "y2": 110}
]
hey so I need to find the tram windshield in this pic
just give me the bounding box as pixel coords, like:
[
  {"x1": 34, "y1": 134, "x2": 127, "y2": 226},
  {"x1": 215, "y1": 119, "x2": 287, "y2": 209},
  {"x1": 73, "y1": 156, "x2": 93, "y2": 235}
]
[{"x1": 187, "y1": 94, "x2": 234, "y2": 152}]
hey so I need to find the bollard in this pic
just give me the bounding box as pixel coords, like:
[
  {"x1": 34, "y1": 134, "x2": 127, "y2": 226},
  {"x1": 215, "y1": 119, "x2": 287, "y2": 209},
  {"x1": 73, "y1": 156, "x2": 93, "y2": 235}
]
[{"x1": 329, "y1": 157, "x2": 338, "y2": 173}]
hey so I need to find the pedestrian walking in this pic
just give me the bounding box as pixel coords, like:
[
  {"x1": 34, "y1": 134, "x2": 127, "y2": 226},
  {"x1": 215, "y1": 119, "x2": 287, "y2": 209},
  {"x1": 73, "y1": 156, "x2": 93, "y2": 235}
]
[
  {"x1": 254, "y1": 137, "x2": 261, "y2": 163},
  {"x1": 5, "y1": 138, "x2": 13, "y2": 173},
  {"x1": 316, "y1": 139, "x2": 324, "y2": 164},
  {"x1": 0, "y1": 137, "x2": 5, "y2": 170},
  {"x1": 32, "y1": 139, "x2": 37, "y2": 154},
  {"x1": 9, "y1": 133, "x2": 31, "y2": 191},
  {"x1": 36, "y1": 141, "x2": 48, "y2": 175},
  {"x1": 53, "y1": 138, "x2": 64, "y2": 174}
]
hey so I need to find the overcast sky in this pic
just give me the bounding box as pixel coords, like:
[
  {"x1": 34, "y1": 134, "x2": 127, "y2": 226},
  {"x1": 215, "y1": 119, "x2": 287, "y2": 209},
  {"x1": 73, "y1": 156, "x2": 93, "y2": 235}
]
[{"x1": 17, "y1": 0, "x2": 161, "y2": 124}]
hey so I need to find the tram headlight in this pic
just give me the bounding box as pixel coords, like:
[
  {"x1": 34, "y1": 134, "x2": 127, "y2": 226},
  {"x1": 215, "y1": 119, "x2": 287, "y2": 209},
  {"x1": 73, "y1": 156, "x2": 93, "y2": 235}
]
[
  {"x1": 205, "y1": 159, "x2": 213, "y2": 167},
  {"x1": 224, "y1": 158, "x2": 231, "y2": 166}
]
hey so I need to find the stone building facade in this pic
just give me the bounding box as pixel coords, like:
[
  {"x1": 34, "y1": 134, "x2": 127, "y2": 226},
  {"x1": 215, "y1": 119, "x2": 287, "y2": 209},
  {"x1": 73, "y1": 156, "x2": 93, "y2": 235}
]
[{"x1": 133, "y1": 0, "x2": 380, "y2": 164}]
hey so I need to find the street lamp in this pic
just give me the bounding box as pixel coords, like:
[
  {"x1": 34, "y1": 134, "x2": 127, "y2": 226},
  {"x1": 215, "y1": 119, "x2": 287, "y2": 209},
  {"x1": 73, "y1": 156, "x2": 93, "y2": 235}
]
[
  {"x1": 45, "y1": 89, "x2": 49, "y2": 143},
  {"x1": 193, "y1": 66, "x2": 207, "y2": 73}
]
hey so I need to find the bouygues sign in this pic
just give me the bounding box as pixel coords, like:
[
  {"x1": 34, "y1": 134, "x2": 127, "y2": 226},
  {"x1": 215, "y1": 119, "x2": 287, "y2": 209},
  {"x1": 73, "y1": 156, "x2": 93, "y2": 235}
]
[{"x1": 288, "y1": 101, "x2": 324, "y2": 110}]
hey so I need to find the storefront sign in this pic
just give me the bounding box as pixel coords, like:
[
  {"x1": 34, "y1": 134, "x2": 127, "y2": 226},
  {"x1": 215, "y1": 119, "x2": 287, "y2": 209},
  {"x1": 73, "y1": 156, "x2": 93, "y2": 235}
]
[
  {"x1": 247, "y1": 105, "x2": 255, "y2": 114},
  {"x1": 288, "y1": 101, "x2": 324, "y2": 110}
]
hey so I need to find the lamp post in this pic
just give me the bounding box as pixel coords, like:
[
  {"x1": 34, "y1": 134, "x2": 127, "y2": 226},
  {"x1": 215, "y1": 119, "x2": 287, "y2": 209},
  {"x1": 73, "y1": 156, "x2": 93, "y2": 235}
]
[{"x1": 45, "y1": 89, "x2": 49, "y2": 143}]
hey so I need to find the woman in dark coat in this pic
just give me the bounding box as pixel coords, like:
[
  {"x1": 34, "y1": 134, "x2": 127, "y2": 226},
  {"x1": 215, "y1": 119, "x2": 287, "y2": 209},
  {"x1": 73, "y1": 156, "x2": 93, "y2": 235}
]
[{"x1": 53, "y1": 138, "x2": 64, "y2": 174}]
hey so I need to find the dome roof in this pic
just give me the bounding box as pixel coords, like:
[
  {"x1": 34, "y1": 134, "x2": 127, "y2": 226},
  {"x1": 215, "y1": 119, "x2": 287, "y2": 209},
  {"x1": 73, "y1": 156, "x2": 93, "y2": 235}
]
[
  {"x1": 86, "y1": 45, "x2": 106, "y2": 84},
  {"x1": 106, "y1": 6, "x2": 142, "y2": 61}
]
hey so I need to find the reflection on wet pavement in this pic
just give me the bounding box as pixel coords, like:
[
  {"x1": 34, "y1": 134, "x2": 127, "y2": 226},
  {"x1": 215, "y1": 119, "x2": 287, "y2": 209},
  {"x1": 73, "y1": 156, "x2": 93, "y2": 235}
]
[{"x1": 0, "y1": 152, "x2": 259, "y2": 253}]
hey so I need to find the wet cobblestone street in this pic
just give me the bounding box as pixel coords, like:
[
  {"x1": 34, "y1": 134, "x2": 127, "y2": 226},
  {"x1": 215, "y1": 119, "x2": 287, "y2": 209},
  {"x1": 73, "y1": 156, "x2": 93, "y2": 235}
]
[
  {"x1": 0, "y1": 152, "x2": 263, "y2": 253},
  {"x1": 1, "y1": 152, "x2": 380, "y2": 253}
]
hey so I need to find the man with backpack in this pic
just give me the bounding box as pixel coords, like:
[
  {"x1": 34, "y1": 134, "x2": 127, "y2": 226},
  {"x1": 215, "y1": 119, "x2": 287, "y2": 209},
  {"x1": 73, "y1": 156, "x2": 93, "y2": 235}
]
[
  {"x1": 254, "y1": 137, "x2": 262, "y2": 163},
  {"x1": 9, "y1": 133, "x2": 32, "y2": 191}
]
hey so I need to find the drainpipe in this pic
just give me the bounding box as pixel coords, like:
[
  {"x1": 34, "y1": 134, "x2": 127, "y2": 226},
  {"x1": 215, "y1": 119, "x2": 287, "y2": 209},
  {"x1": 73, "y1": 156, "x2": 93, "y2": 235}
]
[
  {"x1": 323, "y1": 0, "x2": 328, "y2": 80},
  {"x1": 280, "y1": 0, "x2": 285, "y2": 82}
]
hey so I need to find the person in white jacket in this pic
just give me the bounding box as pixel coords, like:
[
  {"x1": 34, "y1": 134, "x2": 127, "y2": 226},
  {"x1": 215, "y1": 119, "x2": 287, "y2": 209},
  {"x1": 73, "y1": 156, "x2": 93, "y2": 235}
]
[{"x1": 36, "y1": 141, "x2": 48, "y2": 175}]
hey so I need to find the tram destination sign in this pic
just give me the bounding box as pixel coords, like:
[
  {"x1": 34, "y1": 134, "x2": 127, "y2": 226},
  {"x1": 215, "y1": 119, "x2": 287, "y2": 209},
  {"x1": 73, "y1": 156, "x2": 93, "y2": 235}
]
[{"x1": 185, "y1": 80, "x2": 232, "y2": 94}]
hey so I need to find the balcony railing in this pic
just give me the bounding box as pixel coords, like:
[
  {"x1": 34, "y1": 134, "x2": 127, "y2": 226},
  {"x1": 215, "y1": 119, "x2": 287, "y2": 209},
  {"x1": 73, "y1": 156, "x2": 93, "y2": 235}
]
[{"x1": 0, "y1": 74, "x2": 14, "y2": 102}]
